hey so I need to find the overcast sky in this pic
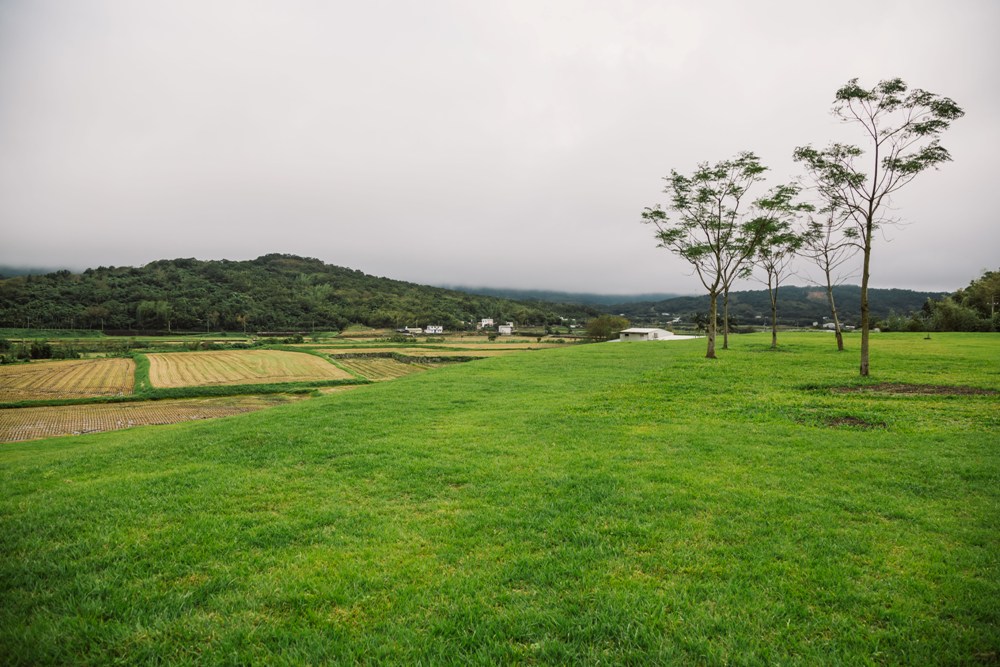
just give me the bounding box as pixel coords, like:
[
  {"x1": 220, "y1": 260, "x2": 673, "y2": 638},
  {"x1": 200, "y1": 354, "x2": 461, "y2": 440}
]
[{"x1": 1, "y1": 1, "x2": 997, "y2": 295}]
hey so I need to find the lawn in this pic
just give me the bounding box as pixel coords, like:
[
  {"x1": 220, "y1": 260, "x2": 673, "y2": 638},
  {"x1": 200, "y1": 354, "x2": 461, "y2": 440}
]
[{"x1": 0, "y1": 332, "x2": 997, "y2": 664}]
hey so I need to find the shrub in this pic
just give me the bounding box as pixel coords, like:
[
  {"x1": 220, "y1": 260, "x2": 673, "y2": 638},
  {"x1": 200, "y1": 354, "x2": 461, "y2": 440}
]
[{"x1": 29, "y1": 340, "x2": 52, "y2": 359}]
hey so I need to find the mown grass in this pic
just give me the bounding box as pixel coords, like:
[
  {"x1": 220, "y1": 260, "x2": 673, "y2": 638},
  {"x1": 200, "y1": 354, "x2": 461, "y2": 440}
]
[{"x1": 0, "y1": 332, "x2": 997, "y2": 664}]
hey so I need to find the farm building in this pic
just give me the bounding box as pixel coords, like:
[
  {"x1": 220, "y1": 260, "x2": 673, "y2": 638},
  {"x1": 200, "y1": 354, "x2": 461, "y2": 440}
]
[
  {"x1": 619, "y1": 328, "x2": 674, "y2": 341},
  {"x1": 478, "y1": 318, "x2": 495, "y2": 329},
  {"x1": 425, "y1": 325, "x2": 444, "y2": 334},
  {"x1": 498, "y1": 322, "x2": 514, "y2": 335}
]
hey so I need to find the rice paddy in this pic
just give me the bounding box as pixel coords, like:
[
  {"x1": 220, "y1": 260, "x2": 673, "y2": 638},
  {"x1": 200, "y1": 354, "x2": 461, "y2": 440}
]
[
  {"x1": 0, "y1": 357, "x2": 135, "y2": 401},
  {"x1": 145, "y1": 349, "x2": 353, "y2": 387}
]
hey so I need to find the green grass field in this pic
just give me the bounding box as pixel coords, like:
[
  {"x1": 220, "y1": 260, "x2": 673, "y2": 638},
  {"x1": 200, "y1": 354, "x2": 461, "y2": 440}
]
[{"x1": 1, "y1": 332, "x2": 997, "y2": 664}]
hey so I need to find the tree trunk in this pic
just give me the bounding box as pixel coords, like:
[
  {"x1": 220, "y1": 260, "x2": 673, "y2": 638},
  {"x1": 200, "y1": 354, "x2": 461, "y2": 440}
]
[
  {"x1": 769, "y1": 277, "x2": 778, "y2": 349},
  {"x1": 706, "y1": 291, "x2": 718, "y2": 359},
  {"x1": 722, "y1": 288, "x2": 730, "y2": 350},
  {"x1": 823, "y1": 266, "x2": 844, "y2": 351},
  {"x1": 859, "y1": 225, "x2": 874, "y2": 376}
]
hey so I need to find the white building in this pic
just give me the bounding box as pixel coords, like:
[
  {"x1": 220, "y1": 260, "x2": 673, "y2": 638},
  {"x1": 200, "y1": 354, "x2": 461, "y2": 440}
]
[
  {"x1": 478, "y1": 318, "x2": 495, "y2": 329},
  {"x1": 619, "y1": 328, "x2": 674, "y2": 341},
  {"x1": 498, "y1": 322, "x2": 514, "y2": 335},
  {"x1": 425, "y1": 325, "x2": 444, "y2": 334}
]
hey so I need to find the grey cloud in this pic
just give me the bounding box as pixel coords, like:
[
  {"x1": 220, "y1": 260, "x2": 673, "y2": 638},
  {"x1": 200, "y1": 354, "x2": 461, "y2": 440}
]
[{"x1": 1, "y1": 0, "x2": 997, "y2": 294}]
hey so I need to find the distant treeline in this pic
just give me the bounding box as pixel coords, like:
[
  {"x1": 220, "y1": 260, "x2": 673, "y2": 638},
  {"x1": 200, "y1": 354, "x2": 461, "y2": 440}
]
[
  {"x1": 0, "y1": 254, "x2": 599, "y2": 333},
  {"x1": 879, "y1": 270, "x2": 999, "y2": 332},
  {"x1": 446, "y1": 286, "x2": 681, "y2": 307},
  {"x1": 607, "y1": 285, "x2": 948, "y2": 327}
]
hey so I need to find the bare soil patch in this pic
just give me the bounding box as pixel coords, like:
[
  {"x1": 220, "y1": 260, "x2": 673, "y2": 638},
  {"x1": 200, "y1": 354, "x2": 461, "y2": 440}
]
[
  {"x1": 0, "y1": 395, "x2": 306, "y2": 443},
  {"x1": 830, "y1": 383, "x2": 996, "y2": 396},
  {"x1": 824, "y1": 415, "x2": 885, "y2": 429}
]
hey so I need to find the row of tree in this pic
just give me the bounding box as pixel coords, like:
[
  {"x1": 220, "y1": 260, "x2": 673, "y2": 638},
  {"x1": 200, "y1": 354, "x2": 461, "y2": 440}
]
[{"x1": 642, "y1": 77, "x2": 964, "y2": 376}]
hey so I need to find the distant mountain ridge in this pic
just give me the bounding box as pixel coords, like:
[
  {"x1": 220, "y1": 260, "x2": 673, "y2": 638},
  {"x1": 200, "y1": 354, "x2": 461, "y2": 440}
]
[
  {"x1": 0, "y1": 265, "x2": 70, "y2": 279},
  {"x1": 443, "y1": 286, "x2": 683, "y2": 306},
  {"x1": 607, "y1": 285, "x2": 947, "y2": 326}
]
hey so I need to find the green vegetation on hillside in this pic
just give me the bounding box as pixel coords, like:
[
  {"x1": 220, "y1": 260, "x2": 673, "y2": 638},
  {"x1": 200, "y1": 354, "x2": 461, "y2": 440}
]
[
  {"x1": 0, "y1": 254, "x2": 598, "y2": 333},
  {"x1": 611, "y1": 285, "x2": 946, "y2": 327},
  {"x1": 1, "y1": 333, "x2": 996, "y2": 663},
  {"x1": 883, "y1": 269, "x2": 1000, "y2": 332}
]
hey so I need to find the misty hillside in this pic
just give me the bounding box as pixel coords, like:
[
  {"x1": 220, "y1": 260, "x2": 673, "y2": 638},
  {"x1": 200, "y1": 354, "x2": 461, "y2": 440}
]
[
  {"x1": 443, "y1": 286, "x2": 682, "y2": 306},
  {"x1": 609, "y1": 285, "x2": 948, "y2": 326},
  {"x1": 0, "y1": 255, "x2": 598, "y2": 333}
]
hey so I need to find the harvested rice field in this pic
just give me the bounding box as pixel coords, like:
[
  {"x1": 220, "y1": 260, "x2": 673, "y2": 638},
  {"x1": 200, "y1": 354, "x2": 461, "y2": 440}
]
[
  {"x1": 0, "y1": 394, "x2": 306, "y2": 443},
  {"x1": 0, "y1": 358, "x2": 135, "y2": 401},
  {"x1": 334, "y1": 357, "x2": 437, "y2": 381},
  {"x1": 145, "y1": 350, "x2": 353, "y2": 387},
  {"x1": 319, "y1": 347, "x2": 541, "y2": 358}
]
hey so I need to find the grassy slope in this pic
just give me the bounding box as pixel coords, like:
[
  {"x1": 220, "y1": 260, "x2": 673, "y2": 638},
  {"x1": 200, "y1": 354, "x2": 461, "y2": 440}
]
[{"x1": 1, "y1": 333, "x2": 997, "y2": 665}]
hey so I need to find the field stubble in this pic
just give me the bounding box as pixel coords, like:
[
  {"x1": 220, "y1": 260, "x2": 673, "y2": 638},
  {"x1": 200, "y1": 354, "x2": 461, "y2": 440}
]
[
  {"x1": 0, "y1": 395, "x2": 304, "y2": 442},
  {"x1": 146, "y1": 349, "x2": 352, "y2": 387},
  {"x1": 0, "y1": 358, "x2": 135, "y2": 401}
]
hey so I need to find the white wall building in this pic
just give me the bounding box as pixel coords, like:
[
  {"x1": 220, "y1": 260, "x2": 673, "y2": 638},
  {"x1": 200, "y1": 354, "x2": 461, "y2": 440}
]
[
  {"x1": 619, "y1": 328, "x2": 674, "y2": 341},
  {"x1": 425, "y1": 325, "x2": 444, "y2": 334}
]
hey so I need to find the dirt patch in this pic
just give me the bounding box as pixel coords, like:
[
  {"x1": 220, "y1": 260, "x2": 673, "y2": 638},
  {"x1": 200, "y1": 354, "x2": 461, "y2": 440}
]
[
  {"x1": 0, "y1": 394, "x2": 309, "y2": 443},
  {"x1": 824, "y1": 415, "x2": 885, "y2": 429},
  {"x1": 829, "y1": 383, "x2": 996, "y2": 396}
]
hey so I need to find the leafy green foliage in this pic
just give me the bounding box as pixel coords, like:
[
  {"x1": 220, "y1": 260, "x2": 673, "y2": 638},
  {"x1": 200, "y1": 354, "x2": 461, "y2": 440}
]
[
  {"x1": 584, "y1": 314, "x2": 629, "y2": 341},
  {"x1": 893, "y1": 269, "x2": 1000, "y2": 332},
  {"x1": 794, "y1": 77, "x2": 964, "y2": 376},
  {"x1": 642, "y1": 152, "x2": 807, "y2": 357},
  {"x1": 0, "y1": 254, "x2": 593, "y2": 333},
  {"x1": 609, "y1": 285, "x2": 945, "y2": 327}
]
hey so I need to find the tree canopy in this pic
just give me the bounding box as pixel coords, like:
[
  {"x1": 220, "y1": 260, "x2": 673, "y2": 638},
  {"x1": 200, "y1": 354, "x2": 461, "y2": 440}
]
[
  {"x1": 794, "y1": 77, "x2": 963, "y2": 375},
  {"x1": 0, "y1": 254, "x2": 597, "y2": 333}
]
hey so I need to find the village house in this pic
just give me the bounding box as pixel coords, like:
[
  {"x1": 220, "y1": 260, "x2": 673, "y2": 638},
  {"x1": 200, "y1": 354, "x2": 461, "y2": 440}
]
[
  {"x1": 618, "y1": 327, "x2": 674, "y2": 341},
  {"x1": 425, "y1": 325, "x2": 444, "y2": 334}
]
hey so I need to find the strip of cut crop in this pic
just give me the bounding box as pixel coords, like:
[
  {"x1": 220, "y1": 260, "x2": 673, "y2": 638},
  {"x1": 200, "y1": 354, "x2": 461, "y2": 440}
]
[
  {"x1": 335, "y1": 358, "x2": 434, "y2": 381},
  {"x1": 146, "y1": 350, "x2": 353, "y2": 387},
  {"x1": 0, "y1": 395, "x2": 305, "y2": 442},
  {"x1": 0, "y1": 358, "x2": 135, "y2": 401}
]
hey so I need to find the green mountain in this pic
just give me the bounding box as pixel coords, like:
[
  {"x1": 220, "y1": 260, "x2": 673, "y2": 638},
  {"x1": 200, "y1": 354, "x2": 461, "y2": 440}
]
[
  {"x1": 608, "y1": 285, "x2": 947, "y2": 326},
  {"x1": 0, "y1": 265, "x2": 68, "y2": 279},
  {"x1": 443, "y1": 286, "x2": 682, "y2": 306},
  {"x1": 0, "y1": 254, "x2": 598, "y2": 333}
]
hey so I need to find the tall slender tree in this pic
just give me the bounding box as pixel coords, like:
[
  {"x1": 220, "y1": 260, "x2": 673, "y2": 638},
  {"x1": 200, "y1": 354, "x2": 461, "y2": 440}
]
[
  {"x1": 801, "y1": 209, "x2": 859, "y2": 351},
  {"x1": 794, "y1": 78, "x2": 963, "y2": 376},
  {"x1": 753, "y1": 187, "x2": 811, "y2": 348},
  {"x1": 642, "y1": 152, "x2": 800, "y2": 358}
]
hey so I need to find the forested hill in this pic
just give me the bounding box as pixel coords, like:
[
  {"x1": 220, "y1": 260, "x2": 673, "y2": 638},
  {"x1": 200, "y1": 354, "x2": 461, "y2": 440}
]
[
  {"x1": 0, "y1": 254, "x2": 599, "y2": 332},
  {"x1": 609, "y1": 285, "x2": 948, "y2": 326},
  {"x1": 443, "y1": 286, "x2": 681, "y2": 306}
]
